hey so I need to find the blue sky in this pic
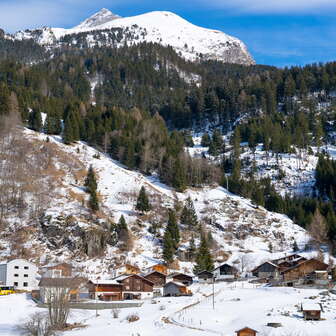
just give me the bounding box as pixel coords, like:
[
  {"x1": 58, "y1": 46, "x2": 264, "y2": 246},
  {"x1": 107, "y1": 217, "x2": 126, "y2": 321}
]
[{"x1": 0, "y1": 0, "x2": 335, "y2": 67}]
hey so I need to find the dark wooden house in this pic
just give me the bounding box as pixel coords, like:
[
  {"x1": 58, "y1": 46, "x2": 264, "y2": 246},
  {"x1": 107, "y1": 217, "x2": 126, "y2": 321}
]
[
  {"x1": 116, "y1": 274, "x2": 154, "y2": 300},
  {"x1": 197, "y1": 270, "x2": 213, "y2": 283},
  {"x1": 88, "y1": 280, "x2": 123, "y2": 301},
  {"x1": 143, "y1": 271, "x2": 166, "y2": 287},
  {"x1": 235, "y1": 327, "x2": 258, "y2": 336},
  {"x1": 168, "y1": 272, "x2": 193, "y2": 286},
  {"x1": 281, "y1": 259, "x2": 329, "y2": 282},
  {"x1": 301, "y1": 303, "x2": 322, "y2": 320},
  {"x1": 163, "y1": 281, "x2": 191, "y2": 297},
  {"x1": 213, "y1": 263, "x2": 238, "y2": 280},
  {"x1": 252, "y1": 261, "x2": 280, "y2": 279}
]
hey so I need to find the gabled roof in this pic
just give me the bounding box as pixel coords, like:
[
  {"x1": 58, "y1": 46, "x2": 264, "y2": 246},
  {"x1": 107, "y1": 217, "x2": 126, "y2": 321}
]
[
  {"x1": 89, "y1": 279, "x2": 121, "y2": 285},
  {"x1": 302, "y1": 303, "x2": 322, "y2": 311},
  {"x1": 39, "y1": 277, "x2": 86, "y2": 288},
  {"x1": 164, "y1": 281, "x2": 186, "y2": 288},
  {"x1": 168, "y1": 272, "x2": 193, "y2": 279},
  {"x1": 214, "y1": 263, "x2": 238, "y2": 271},
  {"x1": 142, "y1": 270, "x2": 167, "y2": 278},
  {"x1": 115, "y1": 273, "x2": 154, "y2": 285},
  {"x1": 197, "y1": 270, "x2": 213, "y2": 276},
  {"x1": 281, "y1": 258, "x2": 329, "y2": 274},
  {"x1": 235, "y1": 326, "x2": 258, "y2": 333},
  {"x1": 41, "y1": 262, "x2": 72, "y2": 269},
  {"x1": 251, "y1": 261, "x2": 279, "y2": 272}
]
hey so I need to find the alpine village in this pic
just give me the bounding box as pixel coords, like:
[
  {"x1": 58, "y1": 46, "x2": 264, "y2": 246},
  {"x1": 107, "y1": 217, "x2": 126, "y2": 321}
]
[{"x1": 0, "y1": 5, "x2": 336, "y2": 336}]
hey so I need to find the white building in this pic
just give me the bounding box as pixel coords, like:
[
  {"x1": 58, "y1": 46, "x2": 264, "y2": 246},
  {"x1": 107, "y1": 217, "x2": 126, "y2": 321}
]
[{"x1": 0, "y1": 259, "x2": 39, "y2": 290}]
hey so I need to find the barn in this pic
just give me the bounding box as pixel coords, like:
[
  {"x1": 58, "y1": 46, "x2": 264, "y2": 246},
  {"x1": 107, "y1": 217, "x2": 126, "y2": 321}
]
[
  {"x1": 213, "y1": 263, "x2": 238, "y2": 280},
  {"x1": 251, "y1": 261, "x2": 280, "y2": 279}
]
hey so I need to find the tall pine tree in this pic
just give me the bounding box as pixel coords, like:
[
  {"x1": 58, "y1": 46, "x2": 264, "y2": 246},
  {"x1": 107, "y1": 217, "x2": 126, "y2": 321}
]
[
  {"x1": 180, "y1": 197, "x2": 198, "y2": 229},
  {"x1": 136, "y1": 186, "x2": 151, "y2": 212},
  {"x1": 193, "y1": 234, "x2": 214, "y2": 274}
]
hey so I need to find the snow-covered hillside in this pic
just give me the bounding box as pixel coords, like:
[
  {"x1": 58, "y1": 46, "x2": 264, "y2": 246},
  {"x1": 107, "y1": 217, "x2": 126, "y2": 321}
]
[
  {"x1": 0, "y1": 128, "x2": 312, "y2": 279},
  {"x1": 12, "y1": 9, "x2": 255, "y2": 65}
]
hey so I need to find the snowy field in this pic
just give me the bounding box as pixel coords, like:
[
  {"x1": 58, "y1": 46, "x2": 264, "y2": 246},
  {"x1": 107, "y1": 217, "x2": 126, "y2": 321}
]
[{"x1": 1, "y1": 282, "x2": 336, "y2": 336}]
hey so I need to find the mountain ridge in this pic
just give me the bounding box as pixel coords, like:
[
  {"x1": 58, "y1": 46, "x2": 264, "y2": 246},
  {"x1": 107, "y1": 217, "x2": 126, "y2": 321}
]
[{"x1": 12, "y1": 8, "x2": 255, "y2": 65}]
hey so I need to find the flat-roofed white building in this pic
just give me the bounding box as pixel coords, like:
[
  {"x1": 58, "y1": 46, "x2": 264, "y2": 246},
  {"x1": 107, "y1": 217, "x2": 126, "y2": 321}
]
[{"x1": 0, "y1": 259, "x2": 39, "y2": 290}]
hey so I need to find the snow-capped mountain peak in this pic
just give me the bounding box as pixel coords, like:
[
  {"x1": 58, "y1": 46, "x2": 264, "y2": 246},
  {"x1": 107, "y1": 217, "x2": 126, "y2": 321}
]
[
  {"x1": 75, "y1": 8, "x2": 121, "y2": 29},
  {"x1": 12, "y1": 9, "x2": 255, "y2": 65}
]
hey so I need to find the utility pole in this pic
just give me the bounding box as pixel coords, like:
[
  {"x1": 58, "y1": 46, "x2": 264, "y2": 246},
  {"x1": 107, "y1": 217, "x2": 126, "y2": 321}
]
[{"x1": 212, "y1": 275, "x2": 215, "y2": 310}]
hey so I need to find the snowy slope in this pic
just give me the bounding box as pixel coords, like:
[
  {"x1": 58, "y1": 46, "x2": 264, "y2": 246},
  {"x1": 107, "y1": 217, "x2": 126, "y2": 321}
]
[
  {"x1": 0, "y1": 128, "x2": 312, "y2": 280},
  {"x1": 13, "y1": 9, "x2": 255, "y2": 65}
]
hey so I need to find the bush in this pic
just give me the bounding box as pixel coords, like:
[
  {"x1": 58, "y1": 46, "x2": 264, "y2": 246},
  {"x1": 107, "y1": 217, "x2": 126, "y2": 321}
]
[
  {"x1": 111, "y1": 309, "x2": 120, "y2": 319},
  {"x1": 126, "y1": 313, "x2": 139, "y2": 323},
  {"x1": 17, "y1": 312, "x2": 54, "y2": 336}
]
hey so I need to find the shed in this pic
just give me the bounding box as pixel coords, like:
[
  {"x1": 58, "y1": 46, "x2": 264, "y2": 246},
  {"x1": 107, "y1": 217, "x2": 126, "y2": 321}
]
[
  {"x1": 197, "y1": 270, "x2": 213, "y2": 283},
  {"x1": 213, "y1": 263, "x2": 238, "y2": 280},
  {"x1": 168, "y1": 272, "x2": 193, "y2": 286},
  {"x1": 163, "y1": 281, "x2": 191, "y2": 297},
  {"x1": 301, "y1": 303, "x2": 322, "y2": 321},
  {"x1": 235, "y1": 327, "x2": 258, "y2": 336},
  {"x1": 251, "y1": 261, "x2": 279, "y2": 279}
]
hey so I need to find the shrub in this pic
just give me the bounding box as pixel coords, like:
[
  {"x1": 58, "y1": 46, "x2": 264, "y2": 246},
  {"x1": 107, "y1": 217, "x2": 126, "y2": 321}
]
[
  {"x1": 111, "y1": 309, "x2": 120, "y2": 319},
  {"x1": 126, "y1": 313, "x2": 139, "y2": 323}
]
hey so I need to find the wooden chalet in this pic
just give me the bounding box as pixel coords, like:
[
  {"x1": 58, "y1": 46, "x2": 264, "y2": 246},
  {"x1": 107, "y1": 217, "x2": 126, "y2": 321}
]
[
  {"x1": 168, "y1": 272, "x2": 193, "y2": 286},
  {"x1": 163, "y1": 281, "x2": 192, "y2": 297},
  {"x1": 143, "y1": 271, "x2": 166, "y2": 287},
  {"x1": 301, "y1": 303, "x2": 322, "y2": 321},
  {"x1": 146, "y1": 264, "x2": 168, "y2": 275},
  {"x1": 281, "y1": 259, "x2": 329, "y2": 282},
  {"x1": 252, "y1": 261, "x2": 280, "y2": 279},
  {"x1": 88, "y1": 280, "x2": 123, "y2": 301},
  {"x1": 235, "y1": 327, "x2": 258, "y2": 336},
  {"x1": 213, "y1": 263, "x2": 238, "y2": 280},
  {"x1": 115, "y1": 274, "x2": 154, "y2": 300},
  {"x1": 113, "y1": 263, "x2": 141, "y2": 277},
  {"x1": 197, "y1": 270, "x2": 213, "y2": 283},
  {"x1": 41, "y1": 263, "x2": 73, "y2": 278}
]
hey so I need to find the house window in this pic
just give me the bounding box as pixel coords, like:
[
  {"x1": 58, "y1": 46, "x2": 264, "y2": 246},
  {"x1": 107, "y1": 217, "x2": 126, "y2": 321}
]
[
  {"x1": 24, "y1": 274, "x2": 29, "y2": 278},
  {"x1": 23, "y1": 282, "x2": 28, "y2": 287},
  {"x1": 14, "y1": 266, "x2": 19, "y2": 269},
  {"x1": 14, "y1": 282, "x2": 18, "y2": 286},
  {"x1": 14, "y1": 274, "x2": 19, "y2": 277},
  {"x1": 24, "y1": 266, "x2": 29, "y2": 270}
]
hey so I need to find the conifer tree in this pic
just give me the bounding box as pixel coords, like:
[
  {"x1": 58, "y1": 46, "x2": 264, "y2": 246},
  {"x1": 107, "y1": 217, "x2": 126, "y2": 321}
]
[
  {"x1": 162, "y1": 230, "x2": 174, "y2": 264},
  {"x1": 180, "y1": 197, "x2": 198, "y2": 229},
  {"x1": 167, "y1": 209, "x2": 180, "y2": 248},
  {"x1": 118, "y1": 215, "x2": 129, "y2": 243},
  {"x1": 193, "y1": 234, "x2": 214, "y2": 274},
  {"x1": 201, "y1": 132, "x2": 211, "y2": 147},
  {"x1": 88, "y1": 190, "x2": 99, "y2": 212},
  {"x1": 136, "y1": 186, "x2": 151, "y2": 212},
  {"x1": 85, "y1": 165, "x2": 98, "y2": 192},
  {"x1": 28, "y1": 109, "x2": 42, "y2": 132},
  {"x1": 188, "y1": 236, "x2": 196, "y2": 261},
  {"x1": 85, "y1": 165, "x2": 99, "y2": 212},
  {"x1": 292, "y1": 240, "x2": 299, "y2": 252},
  {"x1": 63, "y1": 115, "x2": 74, "y2": 144},
  {"x1": 172, "y1": 158, "x2": 187, "y2": 192}
]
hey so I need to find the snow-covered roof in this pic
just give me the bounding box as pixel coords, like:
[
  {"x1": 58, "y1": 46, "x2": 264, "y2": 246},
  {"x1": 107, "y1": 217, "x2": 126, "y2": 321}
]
[
  {"x1": 302, "y1": 303, "x2": 321, "y2": 311},
  {"x1": 165, "y1": 281, "x2": 186, "y2": 288},
  {"x1": 91, "y1": 279, "x2": 120, "y2": 285}
]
